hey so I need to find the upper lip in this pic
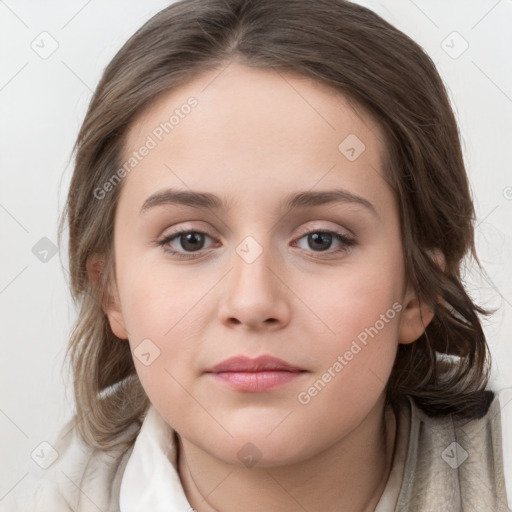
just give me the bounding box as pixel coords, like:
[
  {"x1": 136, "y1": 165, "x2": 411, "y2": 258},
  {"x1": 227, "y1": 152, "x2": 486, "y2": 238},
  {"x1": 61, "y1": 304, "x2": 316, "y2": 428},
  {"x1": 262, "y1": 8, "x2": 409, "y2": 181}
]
[{"x1": 206, "y1": 355, "x2": 305, "y2": 373}]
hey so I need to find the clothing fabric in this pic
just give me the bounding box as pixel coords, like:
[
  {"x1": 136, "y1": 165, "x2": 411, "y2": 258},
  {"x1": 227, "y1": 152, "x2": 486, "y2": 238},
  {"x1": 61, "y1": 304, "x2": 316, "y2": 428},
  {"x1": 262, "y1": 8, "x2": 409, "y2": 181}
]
[
  {"x1": 2, "y1": 388, "x2": 511, "y2": 512},
  {"x1": 119, "y1": 388, "x2": 512, "y2": 512}
]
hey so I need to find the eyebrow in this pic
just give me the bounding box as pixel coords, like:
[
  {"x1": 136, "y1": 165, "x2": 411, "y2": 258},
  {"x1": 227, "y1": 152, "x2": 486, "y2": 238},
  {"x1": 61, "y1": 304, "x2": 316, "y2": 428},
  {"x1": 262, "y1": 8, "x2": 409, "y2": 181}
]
[{"x1": 140, "y1": 188, "x2": 377, "y2": 216}]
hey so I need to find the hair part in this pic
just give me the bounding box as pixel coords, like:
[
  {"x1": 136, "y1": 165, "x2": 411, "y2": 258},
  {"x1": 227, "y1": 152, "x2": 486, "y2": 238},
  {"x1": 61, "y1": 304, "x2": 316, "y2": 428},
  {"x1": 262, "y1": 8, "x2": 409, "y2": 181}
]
[{"x1": 59, "y1": 0, "x2": 491, "y2": 451}]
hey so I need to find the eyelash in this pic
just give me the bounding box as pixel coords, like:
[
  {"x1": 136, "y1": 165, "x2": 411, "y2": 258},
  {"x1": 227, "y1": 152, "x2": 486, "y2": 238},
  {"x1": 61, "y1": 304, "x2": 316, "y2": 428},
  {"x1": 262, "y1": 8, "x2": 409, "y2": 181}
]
[{"x1": 156, "y1": 227, "x2": 356, "y2": 260}]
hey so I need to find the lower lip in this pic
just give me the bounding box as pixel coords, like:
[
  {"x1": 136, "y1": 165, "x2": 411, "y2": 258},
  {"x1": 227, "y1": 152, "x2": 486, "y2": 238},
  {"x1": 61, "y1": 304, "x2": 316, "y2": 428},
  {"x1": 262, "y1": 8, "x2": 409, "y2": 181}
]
[{"x1": 207, "y1": 371, "x2": 305, "y2": 392}]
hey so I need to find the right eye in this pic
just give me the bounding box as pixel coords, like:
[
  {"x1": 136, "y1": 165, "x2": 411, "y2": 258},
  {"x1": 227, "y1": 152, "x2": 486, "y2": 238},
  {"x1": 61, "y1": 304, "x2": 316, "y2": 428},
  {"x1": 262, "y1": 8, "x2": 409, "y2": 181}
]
[{"x1": 158, "y1": 229, "x2": 218, "y2": 259}]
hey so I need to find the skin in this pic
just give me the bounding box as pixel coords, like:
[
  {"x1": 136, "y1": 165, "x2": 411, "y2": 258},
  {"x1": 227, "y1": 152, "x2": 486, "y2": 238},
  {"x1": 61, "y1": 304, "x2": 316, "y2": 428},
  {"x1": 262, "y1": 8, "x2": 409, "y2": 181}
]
[{"x1": 98, "y1": 61, "x2": 434, "y2": 512}]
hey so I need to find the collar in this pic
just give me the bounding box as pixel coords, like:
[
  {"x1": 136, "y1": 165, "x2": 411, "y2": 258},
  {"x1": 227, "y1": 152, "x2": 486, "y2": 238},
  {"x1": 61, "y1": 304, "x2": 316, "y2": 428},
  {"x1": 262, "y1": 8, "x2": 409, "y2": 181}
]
[
  {"x1": 119, "y1": 402, "x2": 408, "y2": 511},
  {"x1": 119, "y1": 405, "x2": 192, "y2": 511}
]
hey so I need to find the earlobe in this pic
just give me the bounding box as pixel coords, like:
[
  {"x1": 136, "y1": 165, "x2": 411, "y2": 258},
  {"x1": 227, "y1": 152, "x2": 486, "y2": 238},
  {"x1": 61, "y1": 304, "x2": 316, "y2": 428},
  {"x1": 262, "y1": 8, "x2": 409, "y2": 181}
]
[
  {"x1": 397, "y1": 293, "x2": 436, "y2": 344},
  {"x1": 398, "y1": 249, "x2": 444, "y2": 344},
  {"x1": 86, "y1": 253, "x2": 129, "y2": 340},
  {"x1": 104, "y1": 285, "x2": 129, "y2": 340}
]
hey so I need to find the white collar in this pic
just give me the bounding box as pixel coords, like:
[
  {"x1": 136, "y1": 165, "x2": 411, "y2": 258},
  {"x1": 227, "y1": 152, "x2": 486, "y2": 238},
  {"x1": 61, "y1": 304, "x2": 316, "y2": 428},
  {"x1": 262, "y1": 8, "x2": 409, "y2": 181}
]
[
  {"x1": 119, "y1": 404, "x2": 405, "y2": 511},
  {"x1": 119, "y1": 405, "x2": 192, "y2": 511}
]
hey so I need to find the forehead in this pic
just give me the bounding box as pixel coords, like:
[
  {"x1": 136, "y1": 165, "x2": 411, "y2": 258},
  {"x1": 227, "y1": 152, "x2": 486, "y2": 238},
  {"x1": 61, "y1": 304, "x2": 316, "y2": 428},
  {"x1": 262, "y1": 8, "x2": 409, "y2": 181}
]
[{"x1": 120, "y1": 62, "x2": 390, "y2": 214}]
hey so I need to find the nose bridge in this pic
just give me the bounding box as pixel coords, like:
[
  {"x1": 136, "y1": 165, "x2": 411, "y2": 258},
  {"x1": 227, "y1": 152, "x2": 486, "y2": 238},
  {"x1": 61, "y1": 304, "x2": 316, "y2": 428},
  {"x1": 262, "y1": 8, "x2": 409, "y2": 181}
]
[
  {"x1": 218, "y1": 232, "x2": 290, "y2": 329},
  {"x1": 232, "y1": 233, "x2": 280, "y2": 295}
]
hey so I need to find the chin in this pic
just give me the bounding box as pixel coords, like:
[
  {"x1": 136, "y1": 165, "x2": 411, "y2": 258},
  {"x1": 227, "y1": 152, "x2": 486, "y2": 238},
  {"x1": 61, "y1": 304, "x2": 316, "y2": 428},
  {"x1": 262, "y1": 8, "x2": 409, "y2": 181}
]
[{"x1": 196, "y1": 427, "x2": 316, "y2": 469}]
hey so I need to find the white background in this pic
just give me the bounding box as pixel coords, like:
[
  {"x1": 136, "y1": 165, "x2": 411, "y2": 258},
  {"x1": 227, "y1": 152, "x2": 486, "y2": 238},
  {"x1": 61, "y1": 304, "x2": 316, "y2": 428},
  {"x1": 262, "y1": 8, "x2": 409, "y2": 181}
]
[{"x1": 1, "y1": 0, "x2": 511, "y2": 499}]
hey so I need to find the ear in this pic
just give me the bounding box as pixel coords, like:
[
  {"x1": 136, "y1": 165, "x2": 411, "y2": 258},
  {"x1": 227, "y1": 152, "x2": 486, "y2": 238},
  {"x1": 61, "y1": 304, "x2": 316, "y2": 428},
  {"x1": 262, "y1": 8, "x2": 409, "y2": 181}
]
[
  {"x1": 397, "y1": 290, "x2": 436, "y2": 344},
  {"x1": 86, "y1": 253, "x2": 129, "y2": 340},
  {"x1": 398, "y1": 249, "x2": 445, "y2": 345}
]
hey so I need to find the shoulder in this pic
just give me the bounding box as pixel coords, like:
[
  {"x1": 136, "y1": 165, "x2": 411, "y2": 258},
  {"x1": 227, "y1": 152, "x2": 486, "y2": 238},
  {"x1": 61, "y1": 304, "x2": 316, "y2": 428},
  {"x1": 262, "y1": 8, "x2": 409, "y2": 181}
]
[
  {"x1": 0, "y1": 416, "x2": 139, "y2": 512},
  {"x1": 394, "y1": 387, "x2": 512, "y2": 511}
]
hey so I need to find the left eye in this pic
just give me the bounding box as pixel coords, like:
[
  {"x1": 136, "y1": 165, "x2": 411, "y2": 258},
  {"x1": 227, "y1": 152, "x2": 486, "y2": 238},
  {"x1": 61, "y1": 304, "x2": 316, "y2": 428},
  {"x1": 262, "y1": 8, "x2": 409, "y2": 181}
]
[
  {"x1": 157, "y1": 228, "x2": 355, "y2": 259},
  {"x1": 293, "y1": 230, "x2": 355, "y2": 255}
]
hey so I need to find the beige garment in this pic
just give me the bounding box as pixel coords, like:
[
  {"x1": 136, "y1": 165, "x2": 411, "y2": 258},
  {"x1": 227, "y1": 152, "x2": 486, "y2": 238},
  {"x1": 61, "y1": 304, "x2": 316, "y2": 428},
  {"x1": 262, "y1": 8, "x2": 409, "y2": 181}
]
[{"x1": 394, "y1": 391, "x2": 509, "y2": 511}]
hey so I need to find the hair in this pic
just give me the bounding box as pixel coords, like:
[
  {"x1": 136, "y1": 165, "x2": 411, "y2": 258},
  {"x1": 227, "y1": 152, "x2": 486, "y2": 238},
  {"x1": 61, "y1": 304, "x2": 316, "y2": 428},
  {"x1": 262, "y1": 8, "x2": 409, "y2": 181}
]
[{"x1": 59, "y1": 0, "x2": 492, "y2": 451}]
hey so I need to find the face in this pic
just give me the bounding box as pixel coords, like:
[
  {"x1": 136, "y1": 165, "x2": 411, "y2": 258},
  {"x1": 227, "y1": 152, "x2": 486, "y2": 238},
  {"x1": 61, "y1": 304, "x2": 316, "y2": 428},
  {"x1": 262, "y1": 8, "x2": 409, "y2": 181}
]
[{"x1": 103, "y1": 62, "x2": 429, "y2": 467}]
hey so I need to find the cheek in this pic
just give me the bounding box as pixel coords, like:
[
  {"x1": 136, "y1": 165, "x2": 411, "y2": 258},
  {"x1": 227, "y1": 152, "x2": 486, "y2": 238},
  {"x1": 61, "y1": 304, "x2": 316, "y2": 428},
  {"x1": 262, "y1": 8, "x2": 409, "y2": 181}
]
[
  {"x1": 118, "y1": 256, "x2": 214, "y2": 339},
  {"x1": 117, "y1": 263, "x2": 218, "y2": 396},
  {"x1": 293, "y1": 260, "x2": 402, "y2": 408},
  {"x1": 303, "y1": 257, "x2": 403, "y2": 345}
]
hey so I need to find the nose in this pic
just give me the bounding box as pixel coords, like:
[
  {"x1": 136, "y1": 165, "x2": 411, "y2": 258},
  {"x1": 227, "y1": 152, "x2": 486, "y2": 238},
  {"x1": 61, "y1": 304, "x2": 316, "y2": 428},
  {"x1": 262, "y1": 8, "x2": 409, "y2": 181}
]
[{"x1": 218, "y1": 238, "x2": 291, "y2": 331}]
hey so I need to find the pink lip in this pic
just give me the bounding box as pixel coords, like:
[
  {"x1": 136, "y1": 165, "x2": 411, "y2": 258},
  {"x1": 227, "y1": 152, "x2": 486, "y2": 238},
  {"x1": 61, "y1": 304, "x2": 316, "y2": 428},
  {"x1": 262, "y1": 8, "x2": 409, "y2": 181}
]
[
  {"x1": 207, "y1": 355, "x2": 304, "y2": 373},
  {"x1": 205, "y1": 355, "x2": 307, "y2": 392}
]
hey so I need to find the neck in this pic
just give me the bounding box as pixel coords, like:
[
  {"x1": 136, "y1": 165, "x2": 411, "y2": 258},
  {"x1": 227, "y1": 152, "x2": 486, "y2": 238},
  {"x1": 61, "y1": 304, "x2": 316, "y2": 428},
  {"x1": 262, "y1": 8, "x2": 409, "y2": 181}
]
[{"x1": 177, "y1": 395, "x2": 397, "y2": 512}]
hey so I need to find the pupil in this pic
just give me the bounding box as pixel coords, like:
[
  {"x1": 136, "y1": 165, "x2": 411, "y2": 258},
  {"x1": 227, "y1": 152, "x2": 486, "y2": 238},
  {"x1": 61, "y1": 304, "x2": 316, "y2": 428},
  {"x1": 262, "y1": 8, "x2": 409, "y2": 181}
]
[
  {"x1": 309, "y1": 232, "x2": 332, "y2": 251},
  {"x1": 182, "y1": 232, "x2": 203, "y2": 251}
]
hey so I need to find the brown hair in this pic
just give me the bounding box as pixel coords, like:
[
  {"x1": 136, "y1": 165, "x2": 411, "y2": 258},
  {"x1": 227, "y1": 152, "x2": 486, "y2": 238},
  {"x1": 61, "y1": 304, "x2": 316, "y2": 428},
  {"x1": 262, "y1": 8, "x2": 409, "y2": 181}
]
[{"x1": 59, "y1": 0, "x2": 492, "y2": 451}]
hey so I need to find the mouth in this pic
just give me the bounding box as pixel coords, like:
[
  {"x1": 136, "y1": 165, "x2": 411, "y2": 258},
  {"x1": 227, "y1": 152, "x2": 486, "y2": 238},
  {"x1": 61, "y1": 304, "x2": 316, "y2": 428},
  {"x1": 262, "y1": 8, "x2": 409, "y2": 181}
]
[{"x1": 205, "y1": 355, "x2": 307, "y2": 392}]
